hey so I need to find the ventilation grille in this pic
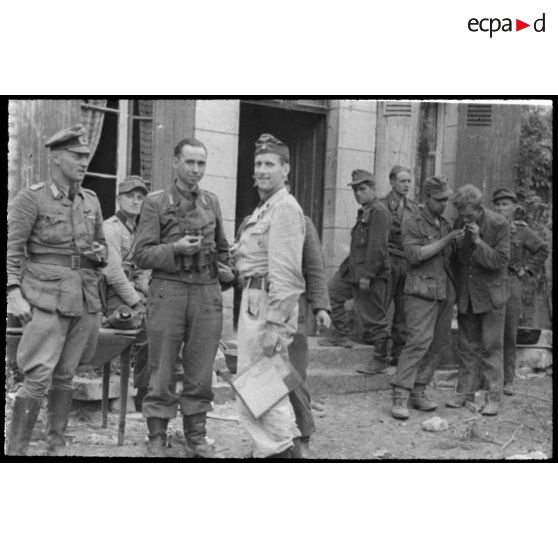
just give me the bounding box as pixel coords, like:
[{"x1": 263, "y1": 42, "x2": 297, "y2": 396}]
[
  {"x1": 466, "y1": 104, "x2": 492, "y2": 127},
  {"x1": 385, "y1": 102, "x2": 412, "y2": 117}
]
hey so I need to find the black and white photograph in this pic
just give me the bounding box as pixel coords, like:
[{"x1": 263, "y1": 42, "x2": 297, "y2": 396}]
[{"x1": 5, "y1": 98, "x2": 553, "y2": 461}]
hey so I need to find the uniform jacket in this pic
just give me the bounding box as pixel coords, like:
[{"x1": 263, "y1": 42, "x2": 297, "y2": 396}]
[
  {"x1": 340, "y1": 197, "x2": 392, "y2": 283},
  {"x1": 508, "y1": 220, "x2": 548, "y2": 276},
  {"x1": 402, "y1": 206, "x2": 455, "y2": 301},
  {"x1": 454, "y1": 206, "x2": 510, "y2": 314},
  {"x1": 380, "y1": 190, "x2": 421, "y2": 258},
  {"x1": 7, "y1": 181, "x2": 107, "y2": 316},
  {"x1": 103, "y1": 212, "x2": 150, "y2": 308},
  {"x1": 234, "y1": 187, "x2": 305, "y2": 325},
  {"x1": 301, "y1": 216, "x2": 331, "y2": 314},
  {"x1": 133, "y1": 182, "x2": 230, "y2": 285}
]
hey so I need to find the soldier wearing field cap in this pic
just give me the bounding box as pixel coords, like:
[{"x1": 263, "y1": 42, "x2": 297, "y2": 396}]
[
  {"x1": 6, "y1": 124, "x2": 107, "y2": 455},
  {"x1": 322, "y1": 170, "x2": 392, "y2": 373},
  {"x1": 103, "y1": 175, "x2": 151, "y2": 410},
  {"x1": 232, "y1": 133, "x2": 305, "y2": 458},
  {"x1": 389, "y1": 176, "x2": 463, "y2": 419},
  {"x1": 491, "y1": 188, "x2": 548, "y2": 395}
]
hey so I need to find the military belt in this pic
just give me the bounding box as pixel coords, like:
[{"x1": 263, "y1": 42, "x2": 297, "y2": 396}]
[
  {"x1": 242, "y1": 275, "x2": 268, "y2": 291},
  {"x1": 29, "y1": 253, "x2": 98, "y2": 270}
]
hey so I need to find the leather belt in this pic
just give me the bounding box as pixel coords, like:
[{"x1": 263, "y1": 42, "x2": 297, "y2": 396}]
[
  {"x1": 29, "y1": 253, "x2": 98, "y2": 270},
  {"x1": 242, "y1": 275, "x2": 268, "y2": 290}
]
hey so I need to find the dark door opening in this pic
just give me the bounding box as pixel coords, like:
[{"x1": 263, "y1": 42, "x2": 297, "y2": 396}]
[{"x1": 233, "y1": 101, "x2": 327, "y2": 326}]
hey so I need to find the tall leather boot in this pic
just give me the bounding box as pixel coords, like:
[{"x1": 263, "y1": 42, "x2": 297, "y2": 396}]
[
  {"x1": 146, "y1": 417, "x2": 168, "y2": 457},
  {"x1": 6, "y1": 397, "x2": 42, "y2": 456},
  {"x1": 409, "y1": 384, "x2": 438, "y2": 412},
  {"x1": 357, "y1": 339, "x2": 390, "y2": 375},
  {"x1": 391, "y1": 386, "x2": 410, "y2": 420},
  {"x1": 183, "y1": 413, "x2": 214, "y2": 458},
  {"x1": 46, "y1": 389, "x2": 74, "y2": 455}
]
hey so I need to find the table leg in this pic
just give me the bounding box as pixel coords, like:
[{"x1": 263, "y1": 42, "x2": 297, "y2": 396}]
[
  {"x1": 101, "y1": 362, "x2": 111, "y2": 428},
  {"x1": 118, "y1": 346, "x2": 131, "y2": 446}
]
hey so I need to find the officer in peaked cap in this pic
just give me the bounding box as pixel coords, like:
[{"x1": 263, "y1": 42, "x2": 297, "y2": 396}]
[
  {"x1": 44, "y1": 124, "x2": 91, "y2": 154},
  {"x1": 491, "y1": 187, "x2": 548, "y2": 395},
  {"x1": 6, "y1": 124, "x2": 107, "y2": 456}
]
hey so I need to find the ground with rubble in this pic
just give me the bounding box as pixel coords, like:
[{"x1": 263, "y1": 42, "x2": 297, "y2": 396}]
[{"x1": 5, "y1": 339, "x2": 552, "y2": 460}]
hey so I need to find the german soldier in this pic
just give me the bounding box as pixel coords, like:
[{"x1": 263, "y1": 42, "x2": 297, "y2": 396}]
[
  {"x1": 6, "y1": 124, "x2": 107, "y2": 455},
  {"x1": 491, "y1": 188, "x2": 548, "y2": 395},
  {"x1": 133, "y1": 138, "x2": 233, "y2": 457},
  {"x1": 380, "y1": 165, "x2": 421, "y2": 365}
]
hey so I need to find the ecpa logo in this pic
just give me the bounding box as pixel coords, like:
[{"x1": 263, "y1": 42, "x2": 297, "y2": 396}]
[{"x1": 468, "y1": 13, "x2": 546, "y2": 37}]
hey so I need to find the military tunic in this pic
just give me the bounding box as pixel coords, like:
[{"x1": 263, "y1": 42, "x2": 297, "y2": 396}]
[
  {"x1": 328, "y1": 197, "x2": 392, "y2": 344},
  {"x1": 132, "y1": 182, "x2": 230, "y2": 419},
  {"x1": 103, "y1": 211, "x2": 151, "y2": 390},
  {"x1": 380, "y1": 190, "x2": 421, "y2": 358},
  {"x1": 453, "y1": 207, "x2": 510, "y2": 395},
  {"x1": 233, "y1": 187, "x2": 305, "y2": 458},
  {"x1": 7, "y1": 181, "x2": 107, "y2": 398},
  {"x1": 503, "y1": 221, "x2": 548, "y2": 385},
  {"x1": 390, "y1": 206, "x2": 456, "y2": 391}
]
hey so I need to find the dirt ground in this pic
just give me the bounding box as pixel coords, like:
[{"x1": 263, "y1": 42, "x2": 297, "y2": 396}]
[{"x1": 11, "y1": 372, "x2": 552, "y2": 460}]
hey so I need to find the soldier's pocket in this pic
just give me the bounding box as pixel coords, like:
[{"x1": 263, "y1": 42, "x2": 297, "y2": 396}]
[
  {"x1": 21, "y1": 264, "x2": 63, "y2": 312},
  {"x1": 404, "y1": 274, "x2": 438, "y2": 301},
  {"x1": 487, "y1": 282, "x2": 508, "y2": 308},
  {"x1": 37, "y1": 212, "x2": 72, "y2": 244}
]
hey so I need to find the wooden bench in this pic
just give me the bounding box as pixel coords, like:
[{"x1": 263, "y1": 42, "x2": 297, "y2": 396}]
[{"x1": 6, "y1": 327, "x2": 139, "y2": 446}]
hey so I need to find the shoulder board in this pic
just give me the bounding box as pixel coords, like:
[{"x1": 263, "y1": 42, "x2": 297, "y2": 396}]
[
  {"x1": 29, "y1": 182, "x2": 45, "y2": 191},
  {"x1": 104, "y1": 215, "x2": 119, "y2": 224},
  {"x1": 148, "y1": 189, "x2": 164, "y2": 197},
  {"x1": 514, "y1": 220, "x2": 528, "y2": 226},
  {"x1": 407, "y1": 198, "x2": 420, "y2": 206},
  {"x1": 82, "y1": 188, "x2": 98, "y2": 197}
]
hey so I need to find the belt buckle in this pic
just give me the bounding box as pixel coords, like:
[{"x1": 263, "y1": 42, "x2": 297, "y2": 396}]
[{"x1": 71, "y1": 254, "x2": 81, "y2": 269}]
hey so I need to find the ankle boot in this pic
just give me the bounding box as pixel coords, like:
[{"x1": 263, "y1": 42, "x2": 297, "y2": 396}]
[
  {"x1": 266, "y1": 445, "x2": 296, "y2": 459},
  {"x1": 146, "y1": 417, "x2": 168, "y2": 456},
  {"x1": 391, "y1": 386, "x2": 410, "y2": 420},
  {"x1": 183, "y1": 413, "x2": 214, "y2": 458},
  {"x1": 7, "y1": 397, "x2": 42, "y2": 456},
  {"x1": 445, "y1": 393, "x2": 474, "y2": 408},
  {"x1": 357, "y1": 339, "x2": 390, "y2": 375},
  {"x1": 409, "y1": 384, "x2": 438, "y2": 412},
  {"x1": 46, "y1": 389, "x2": 74, "y2": 455},
  {"x1": 481, "y1": 390, "x2": 501, "y2": 416}
]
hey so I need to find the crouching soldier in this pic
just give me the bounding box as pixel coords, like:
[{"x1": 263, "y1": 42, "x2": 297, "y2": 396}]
[
  {"x1": 6, "y1": 125, "x2": 107, "y2": 455},
  {"x1": 102, "y1": 175, "x2": 150, "y2": 411}
]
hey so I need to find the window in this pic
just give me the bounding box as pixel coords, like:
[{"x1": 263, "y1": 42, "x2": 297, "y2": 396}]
[
  {"x1": 80, "y1": 99, "x2": 154, "y2": 219},
  {"x1": 417, "y1": 103, "x2": 444, "y2": 200}
]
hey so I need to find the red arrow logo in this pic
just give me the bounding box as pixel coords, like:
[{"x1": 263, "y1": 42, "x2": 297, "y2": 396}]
[{"x1": 516, "y1": 19, "x2": 530, "y2": 31}]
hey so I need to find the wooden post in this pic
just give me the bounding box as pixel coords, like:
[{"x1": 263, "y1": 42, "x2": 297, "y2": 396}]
[
  {"x1": 118, "y1": 346, "x2": 131, "y2": 446},
  {"x1": 101, "y1": 362, "x2": 111, "y2": 428}
]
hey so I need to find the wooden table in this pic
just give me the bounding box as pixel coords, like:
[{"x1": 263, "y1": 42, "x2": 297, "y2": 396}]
[{"x1": 6, "y1": 326, "x2": 139, "y2": 446}]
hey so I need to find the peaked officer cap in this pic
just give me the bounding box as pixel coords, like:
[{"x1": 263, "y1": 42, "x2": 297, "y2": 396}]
[{"x1": 45, "y1": 124, "x2": 91, "y2": 154}]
